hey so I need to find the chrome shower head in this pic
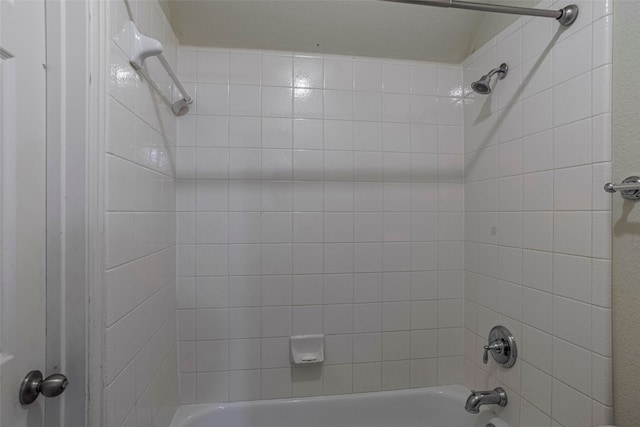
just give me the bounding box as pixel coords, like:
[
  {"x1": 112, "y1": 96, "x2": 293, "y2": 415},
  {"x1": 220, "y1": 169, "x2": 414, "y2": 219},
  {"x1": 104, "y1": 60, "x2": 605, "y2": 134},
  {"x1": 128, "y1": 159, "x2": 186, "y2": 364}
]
[
  {"x1": 471, "y1": 63, "x2": 509, "y2": 95},
  {"x1": 471, "y1": 77, "x2": 492, "y2": 95}
]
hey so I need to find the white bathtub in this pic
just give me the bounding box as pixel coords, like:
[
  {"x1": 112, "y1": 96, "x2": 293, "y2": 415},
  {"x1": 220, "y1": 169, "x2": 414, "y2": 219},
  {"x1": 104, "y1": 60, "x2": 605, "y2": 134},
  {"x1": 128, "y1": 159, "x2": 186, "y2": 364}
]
[{"x1": 171, "y1": 385, "x2": 510, "y2": 427}]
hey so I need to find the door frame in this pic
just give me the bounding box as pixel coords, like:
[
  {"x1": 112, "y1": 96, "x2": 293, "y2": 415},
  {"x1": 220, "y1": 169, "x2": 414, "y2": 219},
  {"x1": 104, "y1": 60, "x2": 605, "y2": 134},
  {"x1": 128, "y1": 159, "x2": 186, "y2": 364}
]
[
  {"x1": 44, "y1": 0, "x2": 104, "y2": 424},
  {"x1": 87, "y1": 0, "x2": 106, "y2": 424}
]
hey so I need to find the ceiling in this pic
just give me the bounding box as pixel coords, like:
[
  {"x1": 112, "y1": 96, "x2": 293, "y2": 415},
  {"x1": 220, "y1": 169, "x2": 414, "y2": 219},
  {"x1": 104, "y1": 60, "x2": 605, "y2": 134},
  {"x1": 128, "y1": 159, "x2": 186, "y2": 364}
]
[{"x1": 165, "y1": 0, "x2": 533, "y2": 63}]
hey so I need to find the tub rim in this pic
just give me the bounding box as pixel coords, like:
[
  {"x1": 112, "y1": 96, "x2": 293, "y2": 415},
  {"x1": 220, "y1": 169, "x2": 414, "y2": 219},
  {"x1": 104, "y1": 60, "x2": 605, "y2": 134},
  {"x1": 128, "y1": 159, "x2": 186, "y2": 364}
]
[{"x1": 171, "y1": 384, "x2": 507, "y2": 426}]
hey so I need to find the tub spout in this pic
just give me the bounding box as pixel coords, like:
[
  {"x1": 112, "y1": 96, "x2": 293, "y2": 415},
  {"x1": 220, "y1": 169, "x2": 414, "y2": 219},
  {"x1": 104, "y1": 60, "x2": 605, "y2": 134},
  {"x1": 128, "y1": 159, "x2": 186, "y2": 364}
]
[{"x1": 464, "y1": 387, "x2": 507, "y2": 414}]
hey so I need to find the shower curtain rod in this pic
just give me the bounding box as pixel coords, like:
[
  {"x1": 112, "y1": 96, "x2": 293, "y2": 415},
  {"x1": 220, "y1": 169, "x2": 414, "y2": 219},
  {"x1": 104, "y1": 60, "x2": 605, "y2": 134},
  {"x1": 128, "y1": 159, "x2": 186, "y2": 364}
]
[{"x1": 382, "y1": 0, "x2": 579, "y2": 26}]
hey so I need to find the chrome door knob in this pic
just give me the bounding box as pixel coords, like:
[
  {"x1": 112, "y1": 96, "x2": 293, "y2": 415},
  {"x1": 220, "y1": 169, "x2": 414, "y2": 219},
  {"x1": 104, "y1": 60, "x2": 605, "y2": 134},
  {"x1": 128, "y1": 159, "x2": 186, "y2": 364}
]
[
  {"x1": 39, "y1": 373, "x2": 68, "y2": 398},
  {"x1": 19, "y1": 370, "x2": 68, "y2": 405}
]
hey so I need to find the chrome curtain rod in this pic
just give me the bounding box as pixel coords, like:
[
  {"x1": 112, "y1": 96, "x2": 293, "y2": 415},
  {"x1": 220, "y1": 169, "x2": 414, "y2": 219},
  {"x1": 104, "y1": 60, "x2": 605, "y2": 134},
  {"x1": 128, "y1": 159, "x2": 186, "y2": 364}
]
[{"x1": 382, "y1": 0, "x2": 579, "y2": 26}]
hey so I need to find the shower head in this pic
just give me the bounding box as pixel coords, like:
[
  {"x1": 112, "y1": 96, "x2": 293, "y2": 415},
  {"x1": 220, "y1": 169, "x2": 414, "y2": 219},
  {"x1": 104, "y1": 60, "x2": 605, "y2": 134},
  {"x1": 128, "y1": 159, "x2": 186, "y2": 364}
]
[
  {"x1": 471, "y1": 63, "x2": 509, "y2": 95},
  {"x1": 471, "y1": 78, "x2": 492, "y2": 95}
]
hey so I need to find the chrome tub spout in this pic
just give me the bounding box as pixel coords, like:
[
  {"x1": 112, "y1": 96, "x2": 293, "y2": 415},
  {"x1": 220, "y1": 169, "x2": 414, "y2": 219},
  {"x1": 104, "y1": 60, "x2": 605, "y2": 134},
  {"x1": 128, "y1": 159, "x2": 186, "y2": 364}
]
[{"x1": 464, "y1": 387, "x2": 508, "y2": 414}]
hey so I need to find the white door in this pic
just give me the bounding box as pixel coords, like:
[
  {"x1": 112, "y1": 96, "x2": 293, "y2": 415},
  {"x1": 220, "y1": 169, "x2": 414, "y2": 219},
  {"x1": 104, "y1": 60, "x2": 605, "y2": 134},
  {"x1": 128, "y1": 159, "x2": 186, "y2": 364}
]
[{"x1": 0, "y1": 0, "x2": 49, "y2": 425}]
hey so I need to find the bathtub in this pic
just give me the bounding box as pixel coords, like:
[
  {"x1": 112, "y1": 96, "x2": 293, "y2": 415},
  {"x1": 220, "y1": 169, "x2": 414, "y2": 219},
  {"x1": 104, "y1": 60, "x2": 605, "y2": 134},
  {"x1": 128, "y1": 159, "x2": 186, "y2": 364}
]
[{"x1": 171, "y1": 385, "x2": 510, "y2": 427}]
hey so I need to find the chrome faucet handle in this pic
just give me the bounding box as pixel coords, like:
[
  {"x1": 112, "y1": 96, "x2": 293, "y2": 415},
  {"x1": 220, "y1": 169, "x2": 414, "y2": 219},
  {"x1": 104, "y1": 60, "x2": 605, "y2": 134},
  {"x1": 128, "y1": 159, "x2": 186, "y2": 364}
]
[
  {"x1": 482, "y1": 341, "x2": 504, "y2": 364},
  {"x1": 482, "y1": 325, "x2": 517, "y2": 368}
]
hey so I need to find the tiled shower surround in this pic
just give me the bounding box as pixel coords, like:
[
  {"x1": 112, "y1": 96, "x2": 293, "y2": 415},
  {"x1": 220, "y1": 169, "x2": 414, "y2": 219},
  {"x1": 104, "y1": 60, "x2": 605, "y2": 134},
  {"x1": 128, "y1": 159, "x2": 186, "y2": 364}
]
[
  {"x1": 173, "y1": 1, "x2": 614, "y2": 426},
  {"x1": 103, "y1": 0, "x2": 180, "y2": 425},
  {"x1": 462, "y1": 1, "x2": 613, "y2": 426},
  {"x1": 175, "y1": 50, "x2": 467, "y2": 403}
]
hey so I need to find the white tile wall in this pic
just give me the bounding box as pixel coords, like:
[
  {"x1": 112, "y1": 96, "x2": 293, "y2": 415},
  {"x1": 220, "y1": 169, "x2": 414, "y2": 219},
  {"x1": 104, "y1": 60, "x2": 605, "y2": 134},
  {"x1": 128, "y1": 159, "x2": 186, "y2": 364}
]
[
  {"x1": 463, "y1": 1, "x2": 613, "y2": 426},
  {"x1": 176, "y1": 48, "x2": 465, "y2": 403},
  {"x1": 103, "y1": 0, "x2": 613, "y2": 423},
  {"x1": 104, "y1": 0, "x2": 179, "y2": 426}
]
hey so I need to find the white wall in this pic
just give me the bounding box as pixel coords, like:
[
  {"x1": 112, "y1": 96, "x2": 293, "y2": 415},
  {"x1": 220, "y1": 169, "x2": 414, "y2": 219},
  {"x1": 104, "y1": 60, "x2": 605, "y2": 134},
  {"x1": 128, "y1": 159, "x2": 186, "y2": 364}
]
[
  {"x1": 103, "y1": 1, "x2": 179, "y2": 425},
  {"x1": 612, "y1": 0, "x2": 640, "y2": 425},
  {"x1": 175, "y1": 48, "x2": 466, "y2": 403},
  {"x1": 462, "y1": 1, "x2": 613, "y2": 426}
]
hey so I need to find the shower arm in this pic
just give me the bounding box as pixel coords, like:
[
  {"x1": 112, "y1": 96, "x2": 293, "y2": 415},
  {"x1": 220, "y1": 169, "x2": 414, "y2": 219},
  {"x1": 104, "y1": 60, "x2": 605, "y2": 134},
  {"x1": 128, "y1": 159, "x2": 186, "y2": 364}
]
[
  {"x1": 483, "y1": 66, "x2": 505, "y2": 80},
  {"x1": 382, "y1": 0, "x2": 579, "y2": 26}
]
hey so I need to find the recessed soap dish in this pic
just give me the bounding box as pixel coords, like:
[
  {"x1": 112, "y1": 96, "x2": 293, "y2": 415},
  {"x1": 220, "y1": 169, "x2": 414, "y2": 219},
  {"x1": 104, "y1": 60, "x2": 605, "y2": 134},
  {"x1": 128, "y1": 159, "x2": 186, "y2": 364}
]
[{"x1": 290, "y1": 334, "x2": 324, "y2": 365}]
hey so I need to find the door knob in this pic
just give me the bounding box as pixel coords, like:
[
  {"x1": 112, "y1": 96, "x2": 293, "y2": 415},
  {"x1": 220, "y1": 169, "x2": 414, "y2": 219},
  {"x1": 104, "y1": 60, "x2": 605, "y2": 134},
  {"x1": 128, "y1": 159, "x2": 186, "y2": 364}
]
[{"x1": 19, "y1": 370, "x2": 68, "y2": 405}]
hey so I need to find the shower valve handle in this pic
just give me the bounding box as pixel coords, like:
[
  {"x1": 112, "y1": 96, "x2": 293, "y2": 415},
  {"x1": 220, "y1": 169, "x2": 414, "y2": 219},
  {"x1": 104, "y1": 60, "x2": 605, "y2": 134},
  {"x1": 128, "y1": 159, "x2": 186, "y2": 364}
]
[
  {"x1": 482, "y1": 341, "x2": 505, "y2": 364},
  {"x1": 482, "y1": 325, "x2": 517, "y2": 368}
]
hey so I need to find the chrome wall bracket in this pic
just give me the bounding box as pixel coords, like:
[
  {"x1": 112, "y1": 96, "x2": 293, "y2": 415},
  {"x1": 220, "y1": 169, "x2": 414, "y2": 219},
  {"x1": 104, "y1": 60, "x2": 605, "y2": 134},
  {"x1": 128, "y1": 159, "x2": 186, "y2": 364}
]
[
  {"x1": 604, "y1": 176, "x2": 640, "y2": 201},
  {"x1": 483, "y1": 325, "x2": 517, "y2": 368},
  {"x1": 557, "y1": 5, "x2": 579, "y2": 26}
]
